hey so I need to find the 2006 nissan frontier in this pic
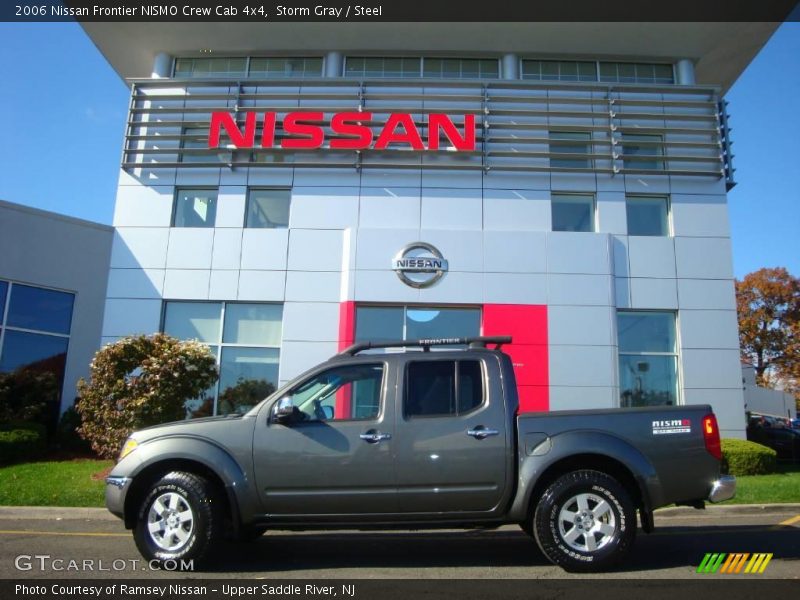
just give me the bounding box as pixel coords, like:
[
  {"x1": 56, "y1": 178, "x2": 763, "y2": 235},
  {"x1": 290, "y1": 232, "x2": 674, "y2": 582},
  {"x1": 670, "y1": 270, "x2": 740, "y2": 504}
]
[{"x1": 105, "y1": 336, "x2": 735, "y2": 572}]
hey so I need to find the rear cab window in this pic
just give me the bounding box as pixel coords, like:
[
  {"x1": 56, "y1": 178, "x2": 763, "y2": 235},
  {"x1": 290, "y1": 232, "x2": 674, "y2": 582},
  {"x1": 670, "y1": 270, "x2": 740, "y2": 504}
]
[{"x1": 404, "y1": 359, "x2": 484, "y2": 418}]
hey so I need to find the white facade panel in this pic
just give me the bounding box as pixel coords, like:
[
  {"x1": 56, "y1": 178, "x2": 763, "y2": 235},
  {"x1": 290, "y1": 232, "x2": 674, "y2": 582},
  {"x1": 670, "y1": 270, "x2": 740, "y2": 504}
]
[
  {"x1": 677, "y1": 278, "x2": 737, "y2": 310},
  {"x1": 547, "y1": 232, "x2": 611, "y2": 275},
  {"x1": 166, "y1": 228, "x2": 215, "y2": 269},
  {"x1": 420, "y1": 229, "x2": 483, "y2": 272},
  {"x1": 548, "y1": 274, "x2": 613, "y2": 306},
  {"x1": 113, "y1": 185, "x2": 174, "y2": 227},
  {"x1": 237, "y1": 270, "x2": 286, "y2": 301},
  {"x1": 418, "y1": 272, "x2": 484, "y2": 304},
  {"x1": 420, "y1": 188, "x2": 482, "y2": 230},
  {"x1": 107, "y1": 268, "x2": 165, "y2": 299},
  {"x1": 679, "y1": 310, "x2": 740, "y2": 349},
  {"x1": 285, "y1": 271, "x2": 343, "y2": 303},
  {"x1": 682, "y1": 388, "x2": 746, "y2": 438},
  {"x1": 208, "y1": 270, "x2": 239, "y2": 299},
  {"x1": 282, "y1": 302, "x2": 341, "y2": 342},
  {"x1": 671, "y1": 194, "x2": 730, "y2": 237},
  {"x1": 359, "y1": 188, "x2": 422, "y2": 230},
  {"x1": 111, "y1": 228, "x2": 170, "y2": 269},
  {"x1": 354, "y1": 270, "x2": 420, "y2": 303},
  {"x1": 596, "y1": 191, "x2": 627, "y2": 235},
  {"x1": 681, "y1": 349, "x2": 743, "y2": 389},
  {"x1": 163, "y1": 269, "x2": 211, "y2": 299},
  {"x1": 211, "y1": 228, "x2": 243, "y2": 270},
  {"x1": 675, "y1": 237, "x2": 734, "y2": 279},
  {"x1": 278, "y1": 340, "x2": 340, "y2": 384},
  {"x1": 548, "y1": 306, "x2": 615, "y2": 346},
  {"x1": 215, "y1": 187, "x2": 246, "y2": 228},
  {"x1": 289, "y1": 187, "x2": 360, "y2": 229},
  {"x1": 240, "y1": 229, "x2": 289, "y2": 270},
  {"x1": 629, "y1": 277, "x2": 678, "y2": 309},
  {"x1": 287, "y1": 229, "x2": 343, "y2": 272},
  {"x1": 355, "y1": 228, "x2": 420, "y2": 271},
  {"x1": 483, "y1": 273, "x2": 547, "y2": 304},
  {"x1": 102, "y1": 298, "x2": 162, "y2": 337},
  {"x1": 549, "y1": 345, "x2": 616, "y2": 387},
  {"x1": 627, "y1": 236, "x2": 676, "y2": 279},
  {"x1": 484, "y1": 231, "x2": 547, "y2": 274},
  {"x1": 483, "y1": 189, "x2": 551, "y2": 231}
]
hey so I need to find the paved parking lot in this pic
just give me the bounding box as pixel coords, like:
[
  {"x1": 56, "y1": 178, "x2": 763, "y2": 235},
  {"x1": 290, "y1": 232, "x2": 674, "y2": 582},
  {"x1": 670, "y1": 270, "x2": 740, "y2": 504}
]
[{"x1": 0, "y1": 506, "x2": 798, "y2": 579}]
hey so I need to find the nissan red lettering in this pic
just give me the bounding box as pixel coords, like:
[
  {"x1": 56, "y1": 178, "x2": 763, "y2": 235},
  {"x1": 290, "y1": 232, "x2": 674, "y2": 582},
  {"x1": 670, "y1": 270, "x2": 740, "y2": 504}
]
[{"x1": 207, "y1": 111, "x2": 476, "y2": 151}]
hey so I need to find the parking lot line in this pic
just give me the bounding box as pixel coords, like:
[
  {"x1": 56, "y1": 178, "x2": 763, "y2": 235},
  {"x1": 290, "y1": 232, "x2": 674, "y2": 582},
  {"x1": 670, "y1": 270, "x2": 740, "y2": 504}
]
[
  {"x1": 777, "y1": 515, "x2": 800, "y2": 527},
  {"x1": 0, "y1": 530, "x2": 128, "y2": 537}
]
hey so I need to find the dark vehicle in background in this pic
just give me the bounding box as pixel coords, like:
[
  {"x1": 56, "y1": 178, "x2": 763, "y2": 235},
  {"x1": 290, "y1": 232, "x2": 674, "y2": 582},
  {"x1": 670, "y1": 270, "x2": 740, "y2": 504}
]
[
  {"x1": 747, "y1": 415, "x2": 800, "y2": 461},
  {"x1": 105, "y1": 337, "x2": 734, "y2": 572}
]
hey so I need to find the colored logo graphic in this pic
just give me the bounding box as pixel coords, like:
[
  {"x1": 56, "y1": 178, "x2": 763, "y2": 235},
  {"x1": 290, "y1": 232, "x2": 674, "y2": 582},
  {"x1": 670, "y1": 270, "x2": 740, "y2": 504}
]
[{"x1": 697, "y1": 553, "x2": 773, "y2": 574}]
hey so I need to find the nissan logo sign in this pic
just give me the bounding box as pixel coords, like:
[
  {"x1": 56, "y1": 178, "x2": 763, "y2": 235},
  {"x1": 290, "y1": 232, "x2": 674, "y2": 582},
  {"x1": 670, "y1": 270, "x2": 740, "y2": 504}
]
[{"x1": 392, "y1": 242, "x2": 449, "y2": 288}]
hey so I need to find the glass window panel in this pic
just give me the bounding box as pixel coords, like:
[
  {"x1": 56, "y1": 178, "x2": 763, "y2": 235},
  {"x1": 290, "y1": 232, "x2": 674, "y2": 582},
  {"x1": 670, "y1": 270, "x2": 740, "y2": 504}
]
[
  {"x1": 442, "y1": 59, "x2": 461, "y2": 78},
  {"x1": 364, "y1": 58, "x2": 383, "y2": 76},
  {"x1": 552, "y1": 194, "x2": 594, "y2": 232},
  {"x1": 246, "y1": 189, "x2": 290, "y2": 228},
  {"x1": 480, "y1": 60, "x2": 499, "y2": 78},
  {"x1": 578, "y1": 61, "x2": 598, "y2": 81},
  {"x1": 622, "y1": 134, "x2": 664, "y2": 170},
  {"x1": 619, "y1": 354, "x2": 678, "y2": 407},
  {"x1": 618, "y1": 312, "x2": 676, "y2": 354},
  {"x1": 618, "y1": 63, "x2": 636, "y2": 82},
  {"x1": 654, "y1": 64, "x2": 674, "y2": 83},
  {"x1": 400, "y1": 57, "x2": 420, "y2": 77},
  {"x1": 522, "y1": 60, "x2": 541, "y2": 80},
  {"x1": 559, "y1": 61, "x2": 578, "y2": 81},
  {"x1": 345, "y1": 57, "x2": 365, "y2": 76},
  {"x1": 0, "y1": 330, "x2": 68, "y2": 375},
  {"x1": 222, "y1": 303, "x2": 283, "y2": 345},
  {"x1": 626, "y1": 196, "x2": 669, "y2": 236},
  {"x1": 0, "y1": 280, "x2": 7, "y2": 318},
  {"x1": 422, "y1": 58, "x2": 442, "y2": 77},
  {"x1": 458, "y1": 361, "x2": 483, "y2": 413},
  {"x1": 186, "y1": 346, "x2": 218, "y2": 419},
  {"x1": 163, "y1": 302, "x2": 221, "y2": 343},
  {"x1": 218, "y1": 347, "x2": 280, "y2": 415},
  {"x1": 635, "y1": 63, "x2": 655, "y2": 82},
  {"x1": 355, "y1": 307, "x2": 404, "y2": 342},
  {"x1": 541, "y1": 61, "x2": 559, "y2": 79},
  {"x1": 181, "y1": 127, "x2": 212, "y2": 164},
  {"x1": 287, "y1": 363, "x2": 384, "y2": 421},
  {"x1": 6, "y1": 284, "x2": 74, "y2": 335},
  {"x1": 599, "y1": 62, "x2": 617, "y2": 81},
  {"x1": 382, "y1": 58, "x2": 403, "y2": 77},
  {"x1": 461, "y1": 60, "x2": 480, "y2": 77},
  {"x1": 406, "y1": 308, "x2": 481, "y2": 340},
  {"x1": 550, "y1": 130, "x2": 591, "y2": 169},
  {"x1": 173, "y1": 189, "x2": 217, "y2": 227},
  {"x1": 173, "y1": 58, "x2": 193, "y2": 76},
  {"x1": 405, "y1": 361, "x2": 456, "y2": 417}
]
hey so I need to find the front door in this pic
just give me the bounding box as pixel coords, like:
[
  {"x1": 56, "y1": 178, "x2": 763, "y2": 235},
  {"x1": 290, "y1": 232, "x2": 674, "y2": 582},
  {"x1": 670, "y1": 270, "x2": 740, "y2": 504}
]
[{"x1": 253, "y1": 361, "x2": 396, "y2": 516}]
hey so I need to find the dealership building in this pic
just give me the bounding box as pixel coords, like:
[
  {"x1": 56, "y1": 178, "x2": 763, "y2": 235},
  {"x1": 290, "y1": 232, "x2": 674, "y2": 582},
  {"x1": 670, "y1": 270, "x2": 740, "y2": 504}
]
[{"x1": 60, "y1": 21, "x2": 781, "y2": 437}]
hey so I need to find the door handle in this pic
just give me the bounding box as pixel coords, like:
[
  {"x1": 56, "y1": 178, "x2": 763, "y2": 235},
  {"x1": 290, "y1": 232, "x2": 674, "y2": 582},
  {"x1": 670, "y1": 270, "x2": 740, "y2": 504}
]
[
  {"x1": 360, "y1": 430, "x2": 392, "y2": 444},
  {"x1": 467, "y1": 427, "x2": 500, "y2": 440}
]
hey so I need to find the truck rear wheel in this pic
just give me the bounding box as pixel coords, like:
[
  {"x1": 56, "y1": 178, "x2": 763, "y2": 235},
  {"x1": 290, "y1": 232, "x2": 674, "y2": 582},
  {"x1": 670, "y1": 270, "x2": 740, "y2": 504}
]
[
  {"x1": 532, "y1": 469, "x2": 635, "y2": 572},
  {"x1": 133, "y1": 471, "x2": 223, "y2": 568}
]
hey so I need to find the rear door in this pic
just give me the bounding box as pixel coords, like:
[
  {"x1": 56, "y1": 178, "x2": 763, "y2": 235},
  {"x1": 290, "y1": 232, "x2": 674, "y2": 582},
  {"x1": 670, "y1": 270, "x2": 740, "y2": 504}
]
[
  {"x1": 393, "y1": 355, "x2": 509, "y2": 514},
  {"x1": 253, "y1": 360, "x2": 396, "y2": 516}
]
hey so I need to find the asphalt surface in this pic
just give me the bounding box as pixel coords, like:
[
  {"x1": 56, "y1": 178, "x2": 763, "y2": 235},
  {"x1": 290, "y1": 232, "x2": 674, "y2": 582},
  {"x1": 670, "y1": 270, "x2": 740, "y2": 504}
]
[{"x1": 0, "y1": 506, "x2": 798, "y2": 579}]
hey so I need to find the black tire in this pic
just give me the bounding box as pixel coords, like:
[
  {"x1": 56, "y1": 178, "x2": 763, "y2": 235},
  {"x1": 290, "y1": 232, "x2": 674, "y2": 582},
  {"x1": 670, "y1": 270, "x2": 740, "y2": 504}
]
[
  {"x1": 133, "y1": 471, "x2": 224, "y2": 569},
  {"x1": 532, "y1": 469, "x2": 636, "y2": 572}
]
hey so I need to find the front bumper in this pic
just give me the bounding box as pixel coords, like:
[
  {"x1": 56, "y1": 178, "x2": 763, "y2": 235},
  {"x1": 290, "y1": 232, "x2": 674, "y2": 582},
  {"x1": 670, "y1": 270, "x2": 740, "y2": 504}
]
[
  {"x1": 104, "y1": 476, "x2": 132, "y2": 519},
  {"x1": 708, "y1": 475, "x2": 736, "y2": 503}
]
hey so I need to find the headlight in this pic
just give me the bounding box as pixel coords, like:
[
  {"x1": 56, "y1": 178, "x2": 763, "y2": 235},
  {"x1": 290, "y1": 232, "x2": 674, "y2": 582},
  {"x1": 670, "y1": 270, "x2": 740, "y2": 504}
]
[{"x1": 119, "y1": 438, "x2": 138, "y2": 460}]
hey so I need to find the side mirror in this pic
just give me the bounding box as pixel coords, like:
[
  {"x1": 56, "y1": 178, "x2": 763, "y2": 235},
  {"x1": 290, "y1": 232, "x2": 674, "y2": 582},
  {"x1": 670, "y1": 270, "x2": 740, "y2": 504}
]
[{"x1": 273, "y1": 397, "x2": 295, "y2": 423}]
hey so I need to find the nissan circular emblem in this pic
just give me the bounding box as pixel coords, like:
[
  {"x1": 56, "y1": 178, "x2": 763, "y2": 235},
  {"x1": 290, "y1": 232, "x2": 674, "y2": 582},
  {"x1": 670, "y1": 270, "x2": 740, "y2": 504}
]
[{"x1": 392, "y1": 242, "x2": 449, "y2": 288}]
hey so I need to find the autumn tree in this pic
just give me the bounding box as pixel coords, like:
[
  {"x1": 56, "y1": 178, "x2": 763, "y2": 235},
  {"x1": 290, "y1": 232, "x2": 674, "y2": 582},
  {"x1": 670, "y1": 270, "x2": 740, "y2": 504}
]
[{"x1": 735, "y1": 268, "x2": 800, "y2": 399}]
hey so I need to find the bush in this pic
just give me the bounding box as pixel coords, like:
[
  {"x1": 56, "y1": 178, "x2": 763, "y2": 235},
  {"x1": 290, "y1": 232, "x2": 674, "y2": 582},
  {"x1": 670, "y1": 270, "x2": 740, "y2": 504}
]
[
  {"x1": 76, "y1": 334, "x2": 218, "y2": 459},
  {"x1": 0, "y1": 369, "x2": 57, "y2": 424},
  {"x1": 0, "y1": 422, "x2": 46, "y2": 465},
  {"x1": 721, "y1": 438, "x2": 777, "y2": 476}
]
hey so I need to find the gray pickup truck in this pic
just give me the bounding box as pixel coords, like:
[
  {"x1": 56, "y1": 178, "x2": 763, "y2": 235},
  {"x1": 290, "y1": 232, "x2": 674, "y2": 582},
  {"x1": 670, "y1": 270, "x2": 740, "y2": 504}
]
[{"x1": 105, "y1": 336, "x2": 734, "y2": 572}]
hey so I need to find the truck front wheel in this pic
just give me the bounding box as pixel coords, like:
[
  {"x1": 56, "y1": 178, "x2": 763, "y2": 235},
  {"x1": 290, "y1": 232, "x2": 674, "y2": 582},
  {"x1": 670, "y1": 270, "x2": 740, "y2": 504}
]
[
  {"x1": 133, "y1": 471, "x2": 223, "y2": 568},
  {"x1": 532, "y1": 469, "x2": 635, "y2": 572}
]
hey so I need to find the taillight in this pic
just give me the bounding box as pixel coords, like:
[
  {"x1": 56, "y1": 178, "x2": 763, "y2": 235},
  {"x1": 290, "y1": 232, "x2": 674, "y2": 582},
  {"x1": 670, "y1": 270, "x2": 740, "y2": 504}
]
[{"x1": 703, "y1": 413, "x2": 722, "y2": 460}]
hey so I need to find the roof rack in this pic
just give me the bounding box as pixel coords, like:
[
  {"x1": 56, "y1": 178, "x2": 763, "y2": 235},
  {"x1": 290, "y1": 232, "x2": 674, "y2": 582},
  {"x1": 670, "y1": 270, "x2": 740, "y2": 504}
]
[{"x1": 337, "y1": 336, "x2": 512, "y2": 357}]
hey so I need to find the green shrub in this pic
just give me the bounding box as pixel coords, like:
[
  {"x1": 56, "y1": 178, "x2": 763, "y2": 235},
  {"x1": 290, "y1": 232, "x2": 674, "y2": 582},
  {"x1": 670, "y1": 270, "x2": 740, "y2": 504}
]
[
  {"x1": 0, "y1": 422, "x2": 47, "y2": 465},
  {"x1": 77, "y1": 334, "x2": 218, "y2": 459},
  {"x1": 721, "y1": 438, "x2": 777, "y2": 476},
  {"x1": 56, "y1": 406, "x2": 93, "y2": 454}
]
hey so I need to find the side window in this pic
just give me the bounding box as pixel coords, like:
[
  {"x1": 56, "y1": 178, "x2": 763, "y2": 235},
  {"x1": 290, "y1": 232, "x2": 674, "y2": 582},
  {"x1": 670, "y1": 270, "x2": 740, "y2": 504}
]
[
  {"x1": 405, "y1": 360, "x2": 484, "y2": 418},
  {"x1": 285, "y1": 364, "x2": 384, "y2": 422}
]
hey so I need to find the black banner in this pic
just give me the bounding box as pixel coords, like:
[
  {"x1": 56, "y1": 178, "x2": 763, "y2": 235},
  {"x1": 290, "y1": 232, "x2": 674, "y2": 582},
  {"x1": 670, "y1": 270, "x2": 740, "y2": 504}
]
[
  {"x1": 3, "y1": 0, "x2": 800, "y2": 22},
  {"x1": 5, "y1": 579, "x2": 800, "y2": 600}
]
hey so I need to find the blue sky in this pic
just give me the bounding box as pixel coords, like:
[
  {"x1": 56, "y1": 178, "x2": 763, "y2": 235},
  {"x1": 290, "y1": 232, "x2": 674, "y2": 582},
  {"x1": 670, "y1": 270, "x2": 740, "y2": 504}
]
[{"x1": 0, "y1": 21, "x2": 798, "y2": 279}]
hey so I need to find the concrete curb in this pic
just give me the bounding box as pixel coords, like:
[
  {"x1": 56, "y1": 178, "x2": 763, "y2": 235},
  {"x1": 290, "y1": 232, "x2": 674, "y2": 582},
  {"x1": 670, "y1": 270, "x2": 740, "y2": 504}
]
[
  {"x1": 0, "y1": 503, "x2": 798, "y2": 521},
  {"x1": 655, "y1": 503, "x2": 800, "y2": 518},
  {"x1": 0, "y1": 506, "x2": 118, "y2": 521}
]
